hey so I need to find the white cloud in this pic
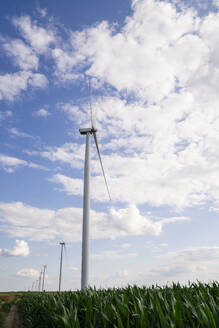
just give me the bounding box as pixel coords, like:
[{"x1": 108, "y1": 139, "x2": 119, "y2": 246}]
[
  {"x1": 0, "y1": 110, "x2": 12, "y2": 121},
  {"x1": 16, "y1": 268, "x2": 39, "y2": 279},
  {"x1": 0, "y1": 154, "x2": 48, "y2": 172},
  {"x1": 91, "y1": 249, "x2": 137, "y2": 260},
  {"x1": 209, "y1": 206, "x2": 219, "y2": 212},
  {"x1": 50, "y1": 174, "x2": 83, "y2": 196},
  {"x1": 117, "y1": 269, "x2": 129, "y2": 278},
  {"x1": 9, "y1": 127, "x2": 32, "y2": 138},
  {"x1": 0, "y1": 154, "x2": 27, "y2": 168},
  {"x1": 0, "y1": 71, "x2": 30, "y2": 101},
  {"x1": 0, "y1": 202, "x2": 189, "y2": 242},
  {"x1": 0, "y1": 240, "x2": 29, "y2": 257},
  {"x1": 213, "y1": 0, "x2": 219, "y2": 7},
  {"x1": 34, "y1": 0, "x2": 219, "y2": 211},
  {"x1": 98, "y1": 269, "x2": 130, "y2": 288},
  {"x1": 71, "y1": 266, "x2": 79, "y2": 271},
  {"x1": 39, "y1": 143, "x2": 85, "y2": 169},
  {"x1": 29, "y1": 73, "x2": 48, "y2": 88},
  {"x1": 167, "y1": 246, "x2": 219, "y2": 263},
  {"x1": 120, "y1": 243, "x2": 131, "y2": 249},
  {"x1": 0, "y1": 71, "x2": 48, "y2": 101},
  {"x1": 12, "y1": 15, "x2": 55, "y2": 54},
  {"x1": 145, "y1": 241, "x2": 168, "y2": 253},
  {"x1": 52, "y1": 48, "x2": 82, "y2": 81},
  {"x1": 37, "y1": 7, "x2": 47, "y2": 18},
  {"x1": 148, "y1": 246, "x2": 219, "y2": 279},
  {"x1": 46, "y1": 86, "x2": 218, "y2": 208},
  {"x1": 35, "y1": 108, "x2": 51, "y2": 117},
  {"x1": 92, "y1": 244, "x2": 219, "y2": 288},
  {"x1": 2, "y1": 1, "x2": 219, "y2": 215},
  {"x1": 51, "y1": 0, "x2": 199, "y2": 102},
  {"x1": 58, "y1": 103, "x2": 87, "y2": 124},
  {"x1": 3, "y1": 38, "x2": 39, "y2": 70}
]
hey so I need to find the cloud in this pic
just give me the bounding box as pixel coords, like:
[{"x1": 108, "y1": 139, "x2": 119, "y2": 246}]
[
  {"x1": 120, "y1": 243, "x2": 131, "y2": 249},
  {"x1": 0, "y1": 202, "x2": 189, "y2": 242},
  {"x1": 0, "y1": 154, "x2": 48, "y2": 173},
  {"x1": 93, "y1": 245, "x2": 219, "y2": 287},
  {"x1": 2, "y1": 38, "x2": 39, "y2": 70},
  {"x1": 35, "y1": 108, "x2": 51, "y2": 117},
  {"x1": 16, "y1": 268, "x2": 39, "y2": 279},
  {"x1": 0, "y1": 240, "x2": 29, "y2": 257},
  {"x1": 2, "y1": 1, "x2": 219, "y2": 212},
  {"x1": 91, "y1": 249, "x2": 137, "y2": 260},
  {"x1": 0, "y1": 71, "x2": 48, "y2": 101},
  {"x1": 29, "y1": 73, "x2": 48, "y2": 88},
  {"x1": 209, "y1": 206, "x2": 219, "y2": 213},
  {"x1": 98, "y1": 269, "x2": 130, "y2": 288},
  {"x1": 148, "y1": 246, "x2": 219, "y2": 279},
  {"x1": 71, "y1": 266, "x2": 79, "y2": 271},
  {"x1": 39, "y1": 143, "x2": 85, "y2": 169},
  {"x1": 213, "y1": 0, "x2": 219, "y2": 7},
  {"x1": 145, "y1": 241, "x2": 168, "y2": 253},
  {"x1": 12, "y1": 15, "x2": 55, "y2": 54},
  {"x1": 48, "y1": 0, "x2": 199, "y2": 101},
  {"x1": 51, "y1": 48, "x2": 83, "y2": 81},
  {"x1": 167, "y1": 246, "x2": 219, "y2": 263},
  {"x1": 0, "y1": 110, "x2": 12, "y2": 121},
  {"x1": 50, "y1": 174, "x2": 83, "y2": 196},
  {"x1": 0, "y1": 154, "x2": 27, "y2": 168},
  {"x1": 58, "y1": 103, "x2": 87, "y2": 124},
  {"x1": 30, "y1": 0, "x2": 216, "y2": 211},
  {"x1": 9, "y1": 127, "x2": 32, "y2": 138},
  {"x1": 37, "y1": 7, "x2": 47, "y2": 18}
]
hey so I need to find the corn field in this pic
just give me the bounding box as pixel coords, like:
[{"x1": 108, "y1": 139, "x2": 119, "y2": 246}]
[{"x1": 18, "y1": 282, "x2": 219, "y2": 327}]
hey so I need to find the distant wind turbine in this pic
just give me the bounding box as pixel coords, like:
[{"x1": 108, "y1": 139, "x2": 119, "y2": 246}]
[
  {"x1": 80, "y1": 80, "x2": 111, "y2": 290},
  {"x1": 38, "y1": 269, "x2": 43, "y2": 291},
  {"x1": 41, "y1": 265, "x2": 47, "y2": 291},
  {"x1": 58, "y1": 241, "x2": 65, "y2": 292}
]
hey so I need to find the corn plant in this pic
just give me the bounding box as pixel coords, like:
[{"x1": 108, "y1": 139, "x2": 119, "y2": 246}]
[{"x1": 18, "y1": 282, "x2": 219, "y2": 328}]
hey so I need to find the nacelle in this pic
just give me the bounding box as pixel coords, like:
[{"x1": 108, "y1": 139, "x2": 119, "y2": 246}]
[{"x1": 79, "y1": 128, "x2": 92, "y2": 135}]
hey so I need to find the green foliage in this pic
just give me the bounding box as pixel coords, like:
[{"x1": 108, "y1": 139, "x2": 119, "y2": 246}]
[
  {"x1": 0, "y1": 313, "x2": 4, "y2": 327},
  {"x1": 1, "y1": 301, "x2": 12, "y2": 313},
  {"x1": 18, "y1": 282, "x2": 219, "y2": 328}
]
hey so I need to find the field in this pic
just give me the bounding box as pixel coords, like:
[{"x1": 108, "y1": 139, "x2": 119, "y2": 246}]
[
  {"x1": 17, "y1": 282, "x2": 219, "y2": 328},
  {"x1": 0, "y1": 292, "x2": 22, "y2": 326}
]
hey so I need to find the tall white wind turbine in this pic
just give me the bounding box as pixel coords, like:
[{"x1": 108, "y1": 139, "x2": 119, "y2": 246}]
[
  {"x1": 80, "y1": 81, "x2": 111, "y2": 290},
  {"x1": 42, "y1": 265, "x2": 47, "y2": 291},
  {"x1": 38, "y1": 269, "x2": 43, "y2": 291},
  {"x1": 58, "y1": 241, "x2": 65, "y2": 292}
]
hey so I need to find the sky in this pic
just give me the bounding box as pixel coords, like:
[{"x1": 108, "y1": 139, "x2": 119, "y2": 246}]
[{"x1": 1, "y1": 0, "x2": 219, "y2": 291}]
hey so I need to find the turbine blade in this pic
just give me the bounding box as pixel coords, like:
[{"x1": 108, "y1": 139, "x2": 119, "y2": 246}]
[
  {"x1": 93, "y1": 131, "x2": 111, "y2": 201},
  {"x1": 89, "y1": 79, "x2": 96, "y2": 129}
]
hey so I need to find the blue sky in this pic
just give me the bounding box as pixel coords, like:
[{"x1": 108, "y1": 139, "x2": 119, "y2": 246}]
[{"x1": 1, "y1": 0, "x2": 219, "y2": 291}]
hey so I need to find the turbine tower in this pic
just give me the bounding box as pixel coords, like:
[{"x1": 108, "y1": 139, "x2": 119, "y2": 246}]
[
  {"x1": 42, "y1": 265, "x2": 47, "y2": 291},
  {"x1": 59, "y1": 241, "x2": 65, "y2": 292},
  {"x1": 38, "y1": 269, "x2": 42, "y2": 291},
  {"x1": 80, "y1": 80, "x2": 111, "y2": 289}
]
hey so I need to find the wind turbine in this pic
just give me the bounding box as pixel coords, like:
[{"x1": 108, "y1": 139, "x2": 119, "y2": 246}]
[
  {"x1": 41, "y1": 265, "x2": 47, "y2": 291},
  {"x1": 80, "y1": 80, "x2": 111, "y2": 289},
  {"x1": 38, "y1": 269, "x2": 43, "y2": 291},
  {"x1": 58, "y1": 241, "x2": 65, "y2": 292}
]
